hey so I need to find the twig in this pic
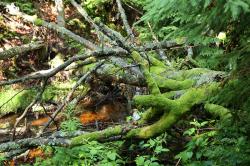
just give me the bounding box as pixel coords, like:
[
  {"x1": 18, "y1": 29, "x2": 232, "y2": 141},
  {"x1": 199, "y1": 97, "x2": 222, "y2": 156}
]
[
  {"x1": 3, "y1": 2, "x2": 98, "y2": 50},
  {"x1": 12, "y1": 79, "x2": 48, "y2": 140},
  {"x1": 70, "y1": 0, "x2": 115, "y2": 45},
  {"x1": 116, "y1": 0, "x2": 134, "y2": 41},
  {"x1": 147, "y1": 22, "x2": 171, "y2": 65},
  {"x1": 0, "y1": 48, "x2": 128, "y2": 86},
  {"x1": 41, "y1": 103, "x2": 59, "y2": 130},
  {"x1": 38, "y1": 60, "x2": 105, "y2": 136},
  {"x1": 187, "y1": 46, "x2": 194, "y2": 58},
  {"x1": 0, "y1": 137, "x2": 71, "y2": 153},
  {"x1": 96, "y1": 21, "x2": 128, "y2": 49},
  {"x1": 0, "y1": 88, "x2": 25, "y2": 110},
  {"x1": 123, "y1": 2, "x2": 143, "y2": 15},
  {"x1": 42, "y1": 21, "x2": 98, "y2": 50},
  {"x1": 137, "y1": 40, "x2": 181, "y2": 52},
  {"x1": 64, "y1": 57, "x2": 97, "y2": 71},
  {"x1": 70, "y1": 2, "x2": 129, "y2": 49},
  {"x1": 175, "y1": 158, "x2": 181, "y2": 166},
  {"x1": 4, "y1": 148, "x2": 29, "y2": 159},
  {"x1": 55, "y1": 0, "x2": 65, "y2": 27}
]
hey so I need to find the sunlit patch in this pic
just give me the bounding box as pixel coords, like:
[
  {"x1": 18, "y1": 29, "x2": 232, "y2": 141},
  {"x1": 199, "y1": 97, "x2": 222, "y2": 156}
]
[
  {"x1": 31, "y1": 117, "x2": 49, "y2": 126},
  {"x1": 28, "y1": 148, "x2": 45, "y2": 160},
  {"x1": 80, "y1": 111, "x2": 98, "y2": 124},
  {"x1": 79, "y1": 104, "x2": 124, "y2": 124},
  {"x1": 79, "y1": 105, "x2": 112, "y2": 124},
  {"x1": 5, "y1": 3, "x2": 21, "y2": 16}
]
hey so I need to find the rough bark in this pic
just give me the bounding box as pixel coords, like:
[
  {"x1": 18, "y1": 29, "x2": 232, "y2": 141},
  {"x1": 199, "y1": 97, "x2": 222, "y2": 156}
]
[
  {"x1": 116, "y1": 0, "x2": 135, "y2": 41},
  {"x1": 0, "y1": 48, "x2": 127, "y2": 86},
  {"x1": 55, "y1": 0, "x2": 65, "y2": 27},
  {"x1": 0, "y1": 41, "x2": 44, "y2": 60}
]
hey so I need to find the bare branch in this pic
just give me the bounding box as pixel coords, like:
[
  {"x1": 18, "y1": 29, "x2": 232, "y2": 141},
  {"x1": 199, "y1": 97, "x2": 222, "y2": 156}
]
[
  {"x1": 70, "y1": 0, "x2": 115, "y2": 45},
  {"x1": 116, "y1": 0, "x2": 134, "y2": 41},
  {"x1": 12, "y1": 79, "x2": 48, "y2": 140},
  {"x1": 96, "y1": 21, "x2": 128, "y2": 48},
  {"x1": 137, "y1": 40, "x2": 182, "y2": 52},
  {"x1": 147, "y1": 22, "x2": 171, "y2": 65},
  {"x1": 0, "y1": 48, "x2": 128, "y2": 86},
  {"x1": 42, "y1": 21, "x2": 98, "y2": 50},
  {"x1": 2, "y1": 2, "x2": 98, "y2": 50},
  {"x1": 55, "y1": 0, "x2": 65, "y2": 27},
  {"x1": 38, "y1": 60, "x2": 105, "y2": 135},
  {"x1": 70, "y1": 0, "x2": 134, "y2": 50},
  {"x1": 0, "y1": 41, "x2": 44, "y2": 60},
  {"x1": 0, "y1": 137, "x2": 71, "y2": 153}
]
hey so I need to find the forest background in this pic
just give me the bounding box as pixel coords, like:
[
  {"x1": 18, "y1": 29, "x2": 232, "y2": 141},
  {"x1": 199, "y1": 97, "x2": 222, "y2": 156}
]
[{"x1": 0, "y1": 0, "x2": 249, "y2": 165}]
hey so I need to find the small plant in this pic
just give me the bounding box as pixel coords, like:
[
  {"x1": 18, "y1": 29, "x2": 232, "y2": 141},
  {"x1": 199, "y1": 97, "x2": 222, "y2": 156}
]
[
  {"x1": 140, "y1": 133, "x2": 170, "y2": 155},
  {"x1": 134, "y1": 133, "x2": 170, "y2": 166},
  {"x1": 0, "y1": 155, "x2": 6, "y2": 165},
  {"x1": 60, "y1": 103, "x2": 82, "y2": 132},
  {"x1": 175, "y1": 119, "x2": 216, "y2": 164},
  {"x1": 135, "y1": 155, "x2": 162, "y2": 166},
  {"x1": 60, "y1": 118, "x2": 81, "y2": 132},
  {"x1": 34, "y1": 140, "x2": 125, "y2": 165}
]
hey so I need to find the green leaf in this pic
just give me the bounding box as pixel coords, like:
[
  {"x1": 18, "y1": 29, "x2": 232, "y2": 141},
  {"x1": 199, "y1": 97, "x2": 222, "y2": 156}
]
[
  {"x1": 184, "y1": 128, "x2": 196, "y2": 136},
  {"x1": 135, "y1": 156, "x2": 145, "y2": 166},
  {"x1": 175, "y1": 151, "x2": 193, "y2": 162},
  {"x1": 149, "y1": 139, "x2": 156, "y2": 147},
  {"x1": 107, "y1": 152, "x2": 117, "y2": 161},
  {"x1": 90, "y1": 149, "x2": 98, "y2": 155}
]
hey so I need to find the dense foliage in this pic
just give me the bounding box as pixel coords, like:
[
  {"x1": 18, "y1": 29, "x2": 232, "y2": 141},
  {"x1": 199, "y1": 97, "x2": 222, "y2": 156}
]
[{"x1": 141, "y1": 0, "x2": 250, "y2": 165}]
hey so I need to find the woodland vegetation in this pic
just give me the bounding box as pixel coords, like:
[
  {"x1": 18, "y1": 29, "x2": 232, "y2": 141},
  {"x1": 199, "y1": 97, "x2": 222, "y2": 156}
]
[{"x1": 0, "y1": 0, "x2": 249, "y2": 165}]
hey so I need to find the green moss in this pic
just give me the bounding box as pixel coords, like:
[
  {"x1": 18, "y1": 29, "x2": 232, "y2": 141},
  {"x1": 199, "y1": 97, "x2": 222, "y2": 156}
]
[
  {"x1": 138, "y1": 107, "x2": 159, "y2": 125},
  {"x1": 150, "y1": 66, "x2": 166, "y2": 75},
  {"x1": 137, "y1": 111, "x2": 178, "y2": 139},
  {"x1": 161, "y1": 90, "x2": 186, "y2": 99},
  {"x1": 131, "y1": 51, "x2": 160, "y2": 95},
  {"x1": 67, "y1": 18, "x2": 86, "y2": 29},
  {"x1": 131, "y1": 51, "x2": 148, "y2": 67},
  {"x1": 71, "y1": 125, "x2": 123, "y2": 145},
  {"x1": 204, "y1": 103, "x2": 231, "y2": 120},
  {"x1": 131, "y1": 84, "x2": 219, "y2": 139},
  {"x1": 155, "y1": 76, "x2": 194, "y2": 91},
  {"x1": 148, "y1": 55, "x2": 166, "y2": 68},
  {"x1": 34, "y1": 18, "x2": 44, "y2": 26},
  {"x1": 0, "y1": 83, "x2": 80, "y2": 116},
  {"x1": 127, "y1": 111, "x2": 182, "y2": 139},
  {"x1": 182, "y1": 68, "x2": 211, "y2": 79},
  {"x1": 0, "y1": 88, "x2": 36, "y2": 116},
  {"x1": 159, "y1": 68, "x2": 212, "y2": 81},
  {"x1": 48, "y1": 53, "x2": 64, "y2": 68},
  {"x1": 133, "y1": 95, "x2": 176, "y2": 111}
]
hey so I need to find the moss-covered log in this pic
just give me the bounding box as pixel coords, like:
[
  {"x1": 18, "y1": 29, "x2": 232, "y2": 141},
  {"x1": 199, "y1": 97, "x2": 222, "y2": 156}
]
[
  {"x1": 128, "y1": 84, "x2": 219, "y2": 139},
  {"x1": 204, "y1": 103, "x2": 232, "y2": 121},
  {"x1": 131, "y1": 51, "x2": 161, "y2": 95},
  {"x1": 71, "y1": 125, "x2": 124, "y2": 145}
]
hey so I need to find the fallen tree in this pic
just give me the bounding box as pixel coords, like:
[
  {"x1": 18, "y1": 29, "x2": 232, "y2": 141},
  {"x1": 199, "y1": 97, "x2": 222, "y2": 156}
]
[{"x1": 0, "y1": 1, "x2": 232, "y2": 159}]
